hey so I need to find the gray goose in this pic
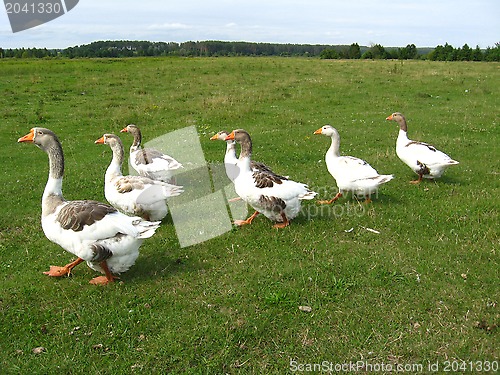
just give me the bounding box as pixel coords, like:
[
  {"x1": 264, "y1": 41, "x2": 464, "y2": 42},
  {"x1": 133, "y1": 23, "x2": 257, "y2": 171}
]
[
  {"x1": 225, "y1": 129, "x2": 317, "y2": 229},
  {"x1": 386, "y1": 112, "x2": 459, "y2": 183},
  {"x1": 120, "y1": 124, "x2": 182, "y2": 183},
  {"x1": 18, "y1": 128, "x2": 160, "y2": 285},
  {"x1": 95, "y1": 133, "x2": 183, "y2": 221}
]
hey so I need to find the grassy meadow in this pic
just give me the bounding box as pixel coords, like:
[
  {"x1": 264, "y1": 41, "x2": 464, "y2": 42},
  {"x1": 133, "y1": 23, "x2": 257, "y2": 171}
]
[{"x1": 0, "y1": 57, "x2": 498, "y2": 373}]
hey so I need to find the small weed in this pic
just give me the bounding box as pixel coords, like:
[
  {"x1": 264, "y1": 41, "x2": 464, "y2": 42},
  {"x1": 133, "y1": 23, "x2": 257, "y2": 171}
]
[
  {"x1": 264, "y1": 291, "x2": 291, "y2": 306},
  {"x1": 331, "y1": 275, "x2": 356, "y2": 295}
]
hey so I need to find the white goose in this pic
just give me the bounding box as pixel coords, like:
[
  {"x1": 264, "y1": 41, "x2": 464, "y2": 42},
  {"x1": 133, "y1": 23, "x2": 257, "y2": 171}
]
[
  {"x1": 18, "y1": 128, "x2": 160, "y2": 285},
  {"x1": 95, "y1": 134, "x2": 183, "y2": 221},
  {"x1": 386, "y1": 112, "x2": 459, "y2": 184},
  {"x1": 225, "y1": 129, "x2": 316, "y2": 228},
  {"x1": 210, "y1": 131, "x2": 240, "y2": 182},
  {"x1": 314, "y1": 125, "x2": 393, "y2": 203},
  {"x1": 120, "y1": 124, "x2": 182, "y2": 183}
]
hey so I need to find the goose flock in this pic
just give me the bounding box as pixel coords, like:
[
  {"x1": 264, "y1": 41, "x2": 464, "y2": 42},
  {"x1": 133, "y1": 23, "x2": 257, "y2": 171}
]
[{"x1": 18, "y1": 113, "x2": 459, "y2": 285}]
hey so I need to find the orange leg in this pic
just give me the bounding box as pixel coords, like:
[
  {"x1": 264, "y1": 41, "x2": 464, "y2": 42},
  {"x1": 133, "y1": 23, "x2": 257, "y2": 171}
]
[
  {"x1": 317, "y1": 192, "x2": 343, "y2": 205},
  {"x1": 43, "y1": 257, "x2": 84, "y2": 278},
  {"x1": 364, "y1": 196, "x2": 372, "y2": 204},
  {"x1": 273, "y1": 212, "x2": 290, "y2": 229},
  {"x1": 410, "y1": 175, "x2": 423, "y2": 184},
  {"x1": 89, "y1": 261, "x2": 118, "y2": 285},
  {"x1": 234, "y1": 210, "x2": 260, "y2": 226}
]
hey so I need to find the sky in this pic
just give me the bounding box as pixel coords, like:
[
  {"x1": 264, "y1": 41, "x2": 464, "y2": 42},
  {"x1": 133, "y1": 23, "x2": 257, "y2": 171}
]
[{"x1": 0, "y1": 0, "x2": 499, "y2": 49}]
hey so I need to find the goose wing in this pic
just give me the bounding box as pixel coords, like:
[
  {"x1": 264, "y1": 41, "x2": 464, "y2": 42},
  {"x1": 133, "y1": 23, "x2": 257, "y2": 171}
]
[
  {"x1": 134, "y1": 148, "x2": 182, "y2": 171},
  {"x1": 404, "y1": 140, "x2": 458, "y2": 166}
]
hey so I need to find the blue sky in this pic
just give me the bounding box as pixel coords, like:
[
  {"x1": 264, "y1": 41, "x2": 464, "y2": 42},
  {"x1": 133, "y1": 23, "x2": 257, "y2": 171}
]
[{"x1": 1, "y1": 0, "x2": 498, "y2": 49}]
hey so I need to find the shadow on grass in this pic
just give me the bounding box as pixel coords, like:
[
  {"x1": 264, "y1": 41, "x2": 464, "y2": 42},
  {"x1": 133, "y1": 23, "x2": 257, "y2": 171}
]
[
  {"x1": 295, "y1": 193, "x2": 403, "y2": 223},
  {"x1": 373, "y1": 191, "x2": 403, "y2": 204},
  {"x1": 125, "y1": 251, "x2": 207, "y2": 284},
  {"x1": 113, "y1": 215, "x2": 210, "y2": 284},
  {"x1": 432, "y1": 175, "x2": 462, "y2": 186},
  {"x1": 396, "y1": 173, "x2": 462, "y2": 186}
]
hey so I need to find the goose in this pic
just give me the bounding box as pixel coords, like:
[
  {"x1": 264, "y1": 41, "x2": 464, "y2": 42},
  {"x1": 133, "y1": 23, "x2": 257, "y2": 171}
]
[
  {"x1": 225, "y1": 129, "x2": 317, "y2": 228},
  {"x1": 386, "y1": 112, "x2": 459, "y2": 183},
  {"x1": 210, "y1": 131, "x2": 240, "y2": 182},
  {"x1": 120, "y1": 124, "x2": 182, "y2": 183},
  {"x1": 95, "y1": 134, "x2": 184, "y2": 221},
  {"x1": 210, "y1": 130, "x2": 285, "y2": 182},
  {"x1": 18, "y1": 128, "x2": 160, "y2": 285},
  {"x1": 314, "y1": 125, "x2": 393, "y2": 203}
]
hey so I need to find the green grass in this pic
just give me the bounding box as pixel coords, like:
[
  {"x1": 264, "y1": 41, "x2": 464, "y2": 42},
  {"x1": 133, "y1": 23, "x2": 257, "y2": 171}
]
[{"x1": 0, "y1": 57, "x2": 498, "y2": 373}]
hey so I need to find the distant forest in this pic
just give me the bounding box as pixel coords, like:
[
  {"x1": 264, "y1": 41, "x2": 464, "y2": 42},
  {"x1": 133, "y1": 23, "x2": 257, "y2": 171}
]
[{"x1": 1, "y1": 40, "x2": 499, "y2": 61}]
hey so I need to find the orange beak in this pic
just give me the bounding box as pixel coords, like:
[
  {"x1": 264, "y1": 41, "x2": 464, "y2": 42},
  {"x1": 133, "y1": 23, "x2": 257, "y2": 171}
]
[
  {"x1": 210, "y1": 134, "x2": 219, "y2": 141},
  {"x1": 224, "y1": 131, "x2": 235, "y2": 141},
  {"x1": 95, "y1": 136, "x2": 105, "y2": 144},
  {"x1": 120, "y1": 127, "x2": 128, "y2": 133},
  {"x1": 313, "y1": 128, "x2": 323, "y2": 135},
  {"x1": 386, "y1": 114, "x2": 394, "y2": 121},
  {"x1": 18, "y1": 129, "x2": 35, "y2": 143}
]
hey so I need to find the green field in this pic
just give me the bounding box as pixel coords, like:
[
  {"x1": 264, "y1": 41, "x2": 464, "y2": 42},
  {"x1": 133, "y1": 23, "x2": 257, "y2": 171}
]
[{"x1": 0, "y1": 57, "x2": 498, "y2": 373}]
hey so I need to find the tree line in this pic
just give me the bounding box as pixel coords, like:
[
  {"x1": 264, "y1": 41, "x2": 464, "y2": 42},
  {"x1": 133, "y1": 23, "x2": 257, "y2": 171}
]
[
  {"x1": 320, "y1": 42, "x2": 499, "y2": 61},
  {"x1": 0, "y1": 40, "x2": 498, "y2": 61}
]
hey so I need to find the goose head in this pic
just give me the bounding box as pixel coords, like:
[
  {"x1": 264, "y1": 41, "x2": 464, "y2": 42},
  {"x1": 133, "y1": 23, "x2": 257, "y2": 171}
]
[
  {"x1": 95, "y1": 134, "x2": 126, "y2": 171},
  {"x1": 18, "y1": 127, "x2": 65, "y2": 181},
  {"x1": 386, "y1": 112, "x2": 407, "y2": 131},
  {"x1": 95, "y1": 133, "x2": 123, "y2": 148},
  {"x1": 225, "y1": 129, "x2": 252, "y2": 158},
  {"x1": 224, "y1": 129, "x2": 250, "y2": 143},
  {"x1": 120, "y1": 124, "x2": 139, "y2": 135},
  {"x1": 120, "y1": 124, "x2": 142, "y2": 149},
  {"x1": 18, "y1": 127, "x2": 60, "y2": 151},
  {"x1": 210, "y1": 131, "x2": 230, "y2": 141},
  {"x1": 313, "y1": 125, "x2": 339, "y2": 138}
]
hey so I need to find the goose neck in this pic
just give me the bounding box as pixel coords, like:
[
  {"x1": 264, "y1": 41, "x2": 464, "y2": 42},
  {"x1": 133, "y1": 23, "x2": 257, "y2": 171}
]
[
  {"x1": 238, "y1": 154, "x2": 252, "y2": 171},
  {"x1": 327, "y1": 133, "x2": 341, "y2": 158},
  {"x1": 397, "y1": 128, "x2": 409, "y2": 141},
  {"x1": 226, "y1": 140, "x2": 237, "y2": 155},
  {"x1": 46, "y1": 141, "x2": 64, "y2": 180},
  {"x1": 238, "y1": 137, "x2": 252, "y2": 160},
  {"x1": 226, "y1": 140, "x2": 236, "y2": 151},
  {"x1": 42, "y1": 139, "x2": 65, "y2": 215},
  {"x1": 107, "y1": 141, "x2": 124, "y2": 179},
  {"x1": 131, "y1": 129, "x2": 142, "y2": 150}
]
